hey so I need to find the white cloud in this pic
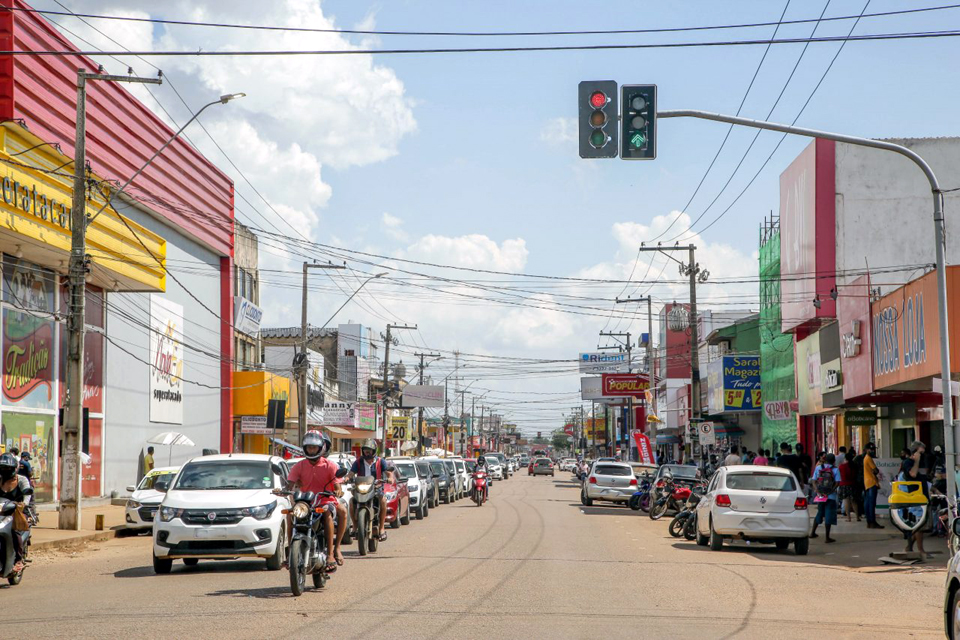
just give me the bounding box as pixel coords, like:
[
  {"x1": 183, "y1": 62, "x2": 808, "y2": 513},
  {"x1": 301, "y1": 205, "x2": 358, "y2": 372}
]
[
  {"x1": 401, "y1": 234, "x2": 528, "y2": 272},
  {"x1": 540, "y1": 117, "x2": 577, "y2": 145},
  {"x1": 380, "y1": 213, "x2": 409, "y2": 242}
]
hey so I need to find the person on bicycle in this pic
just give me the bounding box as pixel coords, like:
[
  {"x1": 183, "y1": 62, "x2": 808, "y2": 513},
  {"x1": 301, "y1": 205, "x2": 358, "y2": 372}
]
[
  {"x1": 346, "y1": 439, "x2": 395, "y2": 542},
  {"x1": 284, "y1": 430, "x2": 346, "y2": 570}
]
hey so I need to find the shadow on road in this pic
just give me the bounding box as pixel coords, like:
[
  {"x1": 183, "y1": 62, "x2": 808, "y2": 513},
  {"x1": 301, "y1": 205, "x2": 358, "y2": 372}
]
[
  {"x1": 206, "y1": 585, "x2": 293, "y2": 599},
  {"x1": 114, "y1": 559, "x2": 270, "y2": 578}
]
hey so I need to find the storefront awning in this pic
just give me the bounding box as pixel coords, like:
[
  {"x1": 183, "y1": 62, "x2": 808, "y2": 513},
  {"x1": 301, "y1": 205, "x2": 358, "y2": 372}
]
[{"x1": 656, "y1": 434, "x2": 681, "y2": 444}]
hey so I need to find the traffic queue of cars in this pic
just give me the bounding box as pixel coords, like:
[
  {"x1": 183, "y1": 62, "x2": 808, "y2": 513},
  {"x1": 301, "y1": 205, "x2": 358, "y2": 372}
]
[
  {"x1": 135, "y1": 451, "x2": 509, "y2": 575},
  {"x1": 571, "y1": 458, "x2": 814, "y2": 556}
]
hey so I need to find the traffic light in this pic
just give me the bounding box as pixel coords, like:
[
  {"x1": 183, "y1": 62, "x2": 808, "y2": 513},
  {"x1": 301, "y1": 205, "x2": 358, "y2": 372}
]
[
  {"x1": 620, "y1": 84, "x2": 656, "y2": 160},
  {"x1": 537, "y1": 431, "x2": 542, "y2": 439},
  {"x1": 578, "y1": 80, "x2": 618, "y2": 158}
]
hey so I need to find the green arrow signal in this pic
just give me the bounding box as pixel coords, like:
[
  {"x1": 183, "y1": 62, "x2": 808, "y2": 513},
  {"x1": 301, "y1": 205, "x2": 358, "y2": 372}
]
[{"x1": 630, "y1": 132, "x2": 646, "y2": 148}]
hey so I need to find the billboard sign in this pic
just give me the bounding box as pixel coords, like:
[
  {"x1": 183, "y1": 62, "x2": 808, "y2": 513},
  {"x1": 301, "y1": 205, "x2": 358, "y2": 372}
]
[
  {"x1": 764, "y1": 400, "x2": 792, "y2": 422},
  {"x1": 579, "y1": 352, "x2": 629, "y2": 373},
  {"x1": 149, "y1": 296, "x2": 184, "y2": 424},
  {"x1": 401, "y1": 385, "x2": 445, "y2": 408},
  {"x1": 240, "y1": 415, "x2": 270, "y2": 434},
  {"x1": 388, "y1": 416, "x2": 411, "y2": 441},
  {"x1": 234, "y1": 296, "x2": 263, "y2": 336},
  {"x1": 356, "y1": 402, "x2": 376, "y2": 430},
  {"x1": 601, "y1": 373, "x2": 650, "y2": 397},
  {"x1": 321, "y1": 401, "x2": 354, "y2": 426}
]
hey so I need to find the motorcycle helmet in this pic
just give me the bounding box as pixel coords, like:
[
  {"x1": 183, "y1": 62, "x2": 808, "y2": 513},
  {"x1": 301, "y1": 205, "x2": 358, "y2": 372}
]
[
  {"x1": 302, "y1": 430, "x2": 331, "y2": 461},
  {"x1": 360, "y1": 438, "x2": 377, "y2": 460},
  {"x1": 20, "y1": 451, "x2": 30, "y2": 461},
  {"x1": 0, "y1": 453, "x2": 17, "y2": 481}
]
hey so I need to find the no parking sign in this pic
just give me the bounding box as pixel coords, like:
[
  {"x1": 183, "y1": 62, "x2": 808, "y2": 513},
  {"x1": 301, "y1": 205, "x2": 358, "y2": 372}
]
[{"x1": 698, "y1": 421, "x2": 716, "y2": 446}]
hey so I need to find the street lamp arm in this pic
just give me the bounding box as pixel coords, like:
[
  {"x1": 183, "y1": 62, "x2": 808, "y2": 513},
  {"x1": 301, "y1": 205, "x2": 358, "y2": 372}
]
[
  {"x1": 88, "y1": 94, "x2": 245, "y2": 226},
  {"x1": 318, "y1": 272, "x2": 387, "y2": 329}
]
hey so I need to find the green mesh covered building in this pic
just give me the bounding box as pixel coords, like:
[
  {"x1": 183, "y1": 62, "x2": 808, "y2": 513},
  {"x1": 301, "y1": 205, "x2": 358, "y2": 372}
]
[{"x1": 759, "y1": 217, "x2": 796, "y2": 450}]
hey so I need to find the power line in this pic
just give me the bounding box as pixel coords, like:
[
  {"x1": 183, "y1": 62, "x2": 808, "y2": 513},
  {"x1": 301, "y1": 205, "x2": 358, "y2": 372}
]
[{"x1": 12, "y1": 4, "x2": 960, "y2": 37}]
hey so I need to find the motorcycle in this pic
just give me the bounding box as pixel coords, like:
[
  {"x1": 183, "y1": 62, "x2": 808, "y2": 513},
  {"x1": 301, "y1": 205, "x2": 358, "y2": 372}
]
[
  {"x1": 0, "y1": 497, "x2": 30, "y2": 586},
  {"x1": 350, "y1": 476, "x2": 382, "y2": 556},
  {"x1": 649, "y1": 476, "x2": 692, "y2": 521},
  {"x1": 628, "y1": 475, "x2": 653, "y2": 512},
  {"x1": 669, "y1": 486, "x2": 704, "y2": 538},
  {"x1": 473, "y1": 470, "x2": 489, "y2": 506}
]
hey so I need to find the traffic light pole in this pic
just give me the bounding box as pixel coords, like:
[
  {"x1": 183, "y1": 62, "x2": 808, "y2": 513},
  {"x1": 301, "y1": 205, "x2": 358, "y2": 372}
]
[{"x1": 657, "y1": 108, "x2": 955, "y2": 511}]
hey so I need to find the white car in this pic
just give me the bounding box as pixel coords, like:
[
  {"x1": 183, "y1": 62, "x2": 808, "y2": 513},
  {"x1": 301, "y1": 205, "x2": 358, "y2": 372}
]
[
  {"x1": 125, "y1": 466, "x2": 180, "y2": 530},
  {"x1": 152, "y1": 454, "x2": 292, "y2": 574},
  {"x1": 484, "y1": 455, "x2": 504, "y2": 480},
  {"x1": 695, "y1": 465, "x2": 811, "y2": 555},
  {"x1": 581, "y1": 461, "x2": 635, "y2": 505},
  {"x1": 392, "y1": 458, "x2": 428, "y2": 520},
  {"x1": 560, "y1": 458, "x2": 577, "y2": 472},
  {"x1": 451, "y1": 457, "x2": 471, "y2": 497}
]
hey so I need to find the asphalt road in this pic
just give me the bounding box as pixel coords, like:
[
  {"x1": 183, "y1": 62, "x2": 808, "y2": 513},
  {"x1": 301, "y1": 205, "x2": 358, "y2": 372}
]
[{"x1": 6, "y1": 473, "x2": 946, "y2": 639}]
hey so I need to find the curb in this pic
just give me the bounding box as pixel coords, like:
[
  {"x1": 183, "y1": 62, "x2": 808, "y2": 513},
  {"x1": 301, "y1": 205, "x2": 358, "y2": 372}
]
[{"x1": 31, "y1": 528, "x2": 123, "y2": 552}]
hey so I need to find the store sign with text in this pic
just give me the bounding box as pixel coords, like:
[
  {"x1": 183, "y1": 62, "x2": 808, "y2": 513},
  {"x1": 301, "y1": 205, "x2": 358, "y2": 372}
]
[
  {"x1": 601, "y1": 373, "x2": 650, "y2": 397},
  {"x1": 234, "y1": 296, "x2": 263, "y2": 336},
  {"x1": 763, "y1": 400, "x2": 793, "y2": 422},
  {"x1": 321, "y1": 401, "x2": 354, "y2": 426},
  {"x1": 579, "y1": 351, "x2": 629, "y2": 374},
  {"x1": 706, "y1": 355, "x2": 761, "y2": 413},
  {"x1": 149, "y1": 296, "x2": 184, "y2": 424}
]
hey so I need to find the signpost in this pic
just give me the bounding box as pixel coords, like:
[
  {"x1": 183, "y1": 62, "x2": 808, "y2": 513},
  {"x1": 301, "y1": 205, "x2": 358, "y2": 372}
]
[{"x1": 698, "y1": 421, "x2": 716, "y2": 446}]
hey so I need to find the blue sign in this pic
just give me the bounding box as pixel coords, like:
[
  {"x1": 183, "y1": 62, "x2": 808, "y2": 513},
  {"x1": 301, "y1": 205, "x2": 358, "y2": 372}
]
[{"x1": 707, "y1": 355, "x2": 761, "y2": 413}]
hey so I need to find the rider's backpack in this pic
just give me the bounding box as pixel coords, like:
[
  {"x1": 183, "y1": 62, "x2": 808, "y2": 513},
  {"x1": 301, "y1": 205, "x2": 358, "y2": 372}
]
[{"x1": 814, "y1": 465, "x2": 837, "y2": 497}]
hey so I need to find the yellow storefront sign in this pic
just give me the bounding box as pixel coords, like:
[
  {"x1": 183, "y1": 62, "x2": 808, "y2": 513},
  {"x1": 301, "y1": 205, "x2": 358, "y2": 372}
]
[
  {"x1": 388, "y1": 416, "x2": 411, "y2": 441},
  {"x1": 0, "y1": 124, "x2": 165, "y2": 291},
  {"x1": 233, "y1": 371, "x2": 291, "y2": 417}
]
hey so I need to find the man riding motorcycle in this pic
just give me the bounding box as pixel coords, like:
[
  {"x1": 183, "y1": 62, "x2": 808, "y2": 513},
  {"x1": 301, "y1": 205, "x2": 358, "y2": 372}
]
[
  {"x1": 0, "y1": 453, "x2": 31, "y2": 572},
  {"x1": 282, "y1": 430, "x2": 346, "y2": 571},
  {"x1": 346, "y1": 439, "x2": 395, "y2": 543}
]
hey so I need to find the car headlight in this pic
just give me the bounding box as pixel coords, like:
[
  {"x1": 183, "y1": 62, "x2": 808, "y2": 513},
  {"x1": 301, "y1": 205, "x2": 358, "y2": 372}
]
[
  {"x1": 356, "y1": 481, "x2": 374, "y2": 494},
  {"x1": 126, "y1": 500, "x2": 141, "y2": 509},
  {"x1": 291, "y1": 502, "x2": 310, "y2": 519},
  {"x1": 241, "y1": 501, "x2": 277, "y2": 520},
  {"x1": 159, "y1": 506, "x2": 182, "y2": 522}
]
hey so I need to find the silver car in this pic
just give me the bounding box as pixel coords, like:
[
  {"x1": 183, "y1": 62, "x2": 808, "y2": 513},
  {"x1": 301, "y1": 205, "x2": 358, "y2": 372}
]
[
  {"x1": 581, "y1": 461, "x2": 636, "y2": 506},
  {"x1": 945, "y1": 519, "x2": 960, "y2": 638}
]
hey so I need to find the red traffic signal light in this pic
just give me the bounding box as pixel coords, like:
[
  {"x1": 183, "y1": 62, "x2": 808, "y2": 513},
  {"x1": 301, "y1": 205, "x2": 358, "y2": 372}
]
[
  {"x1": 579, "y1": 81, "x2": 618, "y2": 159},
  {"x1": 589, "y1": 91, "x2": 607, "y2": 109}
]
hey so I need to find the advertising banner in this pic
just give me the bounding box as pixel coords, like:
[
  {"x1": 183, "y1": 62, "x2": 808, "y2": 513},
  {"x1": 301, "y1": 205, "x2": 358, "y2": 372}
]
[
  {"x1": 601, "y1": 373, "x2": 650, "y2": 397},
  {"x1": 321, "y1": 401, "x2": 355, "y2": 426},
  {"x1": 233, "y1": 296, "x2": 263, "y2": 336},
  {"x1": 149, "y1": 296, "x2": 184, "y2": 424},
  {"x1": 2, "y1": 309, "x2": 54, "y2": 409},
  {"x1": 356, "y1": 402, "x2": 376, "y2": 430},
  {"x1": 401, "y1": 385, "x2": 445, "y2": 408},
  {"x1": 388, "y1": 416, "x2": 411, "y2": 441},
  {"x1": 763, "y1": 400, "x2": 793, "y2": 422},
  {"x1": 796, "y1": 333, "x2": 824, "y2": 415},
  {"x1": 579, "y1": 352, "x2": 629, "y2": 374},
  {"x1": 780, "y1": 142, "x2": 820, "y2": 332},
  {"x1": 240, "y1": 415, "x2": 270, "y2": 435},
  {"x1": 711, "y1": 356, "x2": 761, "y2": 413},
  {"x1": 1, "y1": 412, "x2": 53, "y2": 502},
  {"x1": 633, "y1": 430, "x2": 654, "y2": 464}
]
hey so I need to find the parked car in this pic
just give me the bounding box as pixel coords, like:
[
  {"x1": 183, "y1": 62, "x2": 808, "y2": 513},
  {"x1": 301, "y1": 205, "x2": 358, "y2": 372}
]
[
  {"x1": 944, "y1": 519, "x2": 960, "y2": 638},
  {"x1": 441, "y1": 458, "x2": 462, "y2": 501},
  {"x1": 492, "y1": 453, "x2": 511, "y2": 479},
  {"x1": 384, "y1": 476, "x2": 411, "y2": 529},
  {"x1": 125, "y1": 466, "x2": 180, "y2": 531},
  {"x1": 416, "y1": 459, "x2": 440, "y2": 508},
  {"x1": 559, "y1": 458, "x2": 577, "y2": 472},
  {"x1": 519, "y1": 454, "x2": 530, "y2": 467},
  {"x1": 152, "y1": 454, "x2": 291, "y2": 574},
  {"x1": 695, "y1": 465, "x2": 810, "y2": 555},
  {"x1": 628, "y1": 462, "x2": 658, "y2": 481},
  {"x1": 654, "y1": 463, "x2": 701, "y2": 488},
  {"x1": 392, "y1": 458, "x2": 429, "y2": 520},
  {"x1": 531, "y1": 458, "x2": 554, "y2": 476},
  {"x1": 426, "y1": 458, "x2": 455, "y2": 504},
  {"x1": 484, "y1": 455, "x2": 504, "y2": 480},
  {"x1": 452, "y1": 457, "x2": 470, "y2": 498},
  {"x1": 581, "y1": 461, "x2": 636, "y2": 506}
]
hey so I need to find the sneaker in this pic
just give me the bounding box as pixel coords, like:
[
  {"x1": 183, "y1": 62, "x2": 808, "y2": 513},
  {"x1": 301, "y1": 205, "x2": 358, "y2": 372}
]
[{"x1": 825, "y1": 537, "x2": 836, "y2": 544}]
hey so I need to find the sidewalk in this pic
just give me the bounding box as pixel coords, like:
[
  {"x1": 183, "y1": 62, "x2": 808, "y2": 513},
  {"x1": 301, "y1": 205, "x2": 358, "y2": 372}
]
[{"x1": 32, "y1": 504, "x2": 129, "y2": 552}]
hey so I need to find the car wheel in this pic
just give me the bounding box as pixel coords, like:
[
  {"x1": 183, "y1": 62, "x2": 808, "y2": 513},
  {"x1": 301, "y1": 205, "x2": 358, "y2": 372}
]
[
  {"x1": 390, "y1": 514, "x2": 400, "y2": 529},
  {"x1": 581, "y1": 489, "x2": 593, "y2": 507},
  {"x1": 265, "y1": 526, "x2": 285, "y2": 570},
  {"x1": 183, "y1": 558, "x2": 200, "y2": 567},
  {"x1": 709, "y1": 522, "x2": 723, "y2": 551},
  {"x1": 423, "y1": 501, "x2": 430, "y2": 518},
  {"x1": 415, "y1": 504, "x2": 424, "y2": 520},
  {"x1": 775, "y1": 539, "x2": 790, "y2": 551},
  {"x1": 400, "y1": 504, "x2": 411, "y2": 526},
  {"x1": 950, "y1": 586, "x2": 960, "y2": 640},
  {"x1": 153, "y1": 553, "x2": 173, "y2": 575},
  {"x1": 443, "y1": 490, "x2": 450, "y2": 505},
  {"x1": 794, "y1": 536, "x2": 809, "y2": 556}
]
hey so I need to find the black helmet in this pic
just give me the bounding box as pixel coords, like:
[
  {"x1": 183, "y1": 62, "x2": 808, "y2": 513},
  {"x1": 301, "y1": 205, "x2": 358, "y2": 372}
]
[
  {"x1": 19, "y1": 451, "x2": 30, "y2": 461},
  {"x1": 0, "y1": 453, "x2": 17, "y2": 481}
]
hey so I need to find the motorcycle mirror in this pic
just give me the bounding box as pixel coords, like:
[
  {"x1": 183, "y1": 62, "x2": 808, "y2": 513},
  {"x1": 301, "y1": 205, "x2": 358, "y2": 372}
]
[
  {"x1": 953, "y1": 517, "x2": 960, "y2": 538},
  {"x1": 0, "y1": 501, "x2": 15, "y2": 516},
  {"x1": 335, "y1": 468, "x2": 348, "y2": 479}
]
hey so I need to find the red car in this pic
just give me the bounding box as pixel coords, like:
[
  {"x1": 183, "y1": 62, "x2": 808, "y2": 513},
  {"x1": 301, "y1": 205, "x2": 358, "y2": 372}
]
[{"x1": 384, "y1": 479, "x2": 411, "y2": 529}]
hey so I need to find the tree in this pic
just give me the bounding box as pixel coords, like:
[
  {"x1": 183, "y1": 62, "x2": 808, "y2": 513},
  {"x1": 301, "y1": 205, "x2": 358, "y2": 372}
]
[{"x1": 551, "y1": 431, "x2": 572, "y2": 452}]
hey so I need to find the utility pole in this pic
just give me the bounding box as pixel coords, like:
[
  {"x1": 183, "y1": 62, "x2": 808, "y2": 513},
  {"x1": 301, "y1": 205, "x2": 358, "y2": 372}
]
[
  {"x1": 471, "y1": 396, "x2": 476, "y2": 456},
  {"x1": 379, "y1": 323, "x2": 416, "y2": 442},
  {"x1": 460, "y1": 382, "x2": 466, "y2": 456},
  {"x1": 443, "y1": 378, "x2": 449, "y2": 453},
  {"x1": 61, "y1": 68, "x2": 163, "y2": 531},
  {"x1": 414, "y1": 351, "x2": 441, "y2": 455},
  {"x1": 616, "y1": 295, "x2": 658, "y2": 442},
  {"x1": 635, "y1": 245, "x2": 706, "y2": 459},
  {"x1": 297, "y1": 262, "x2": 347, "y2": 443},
  {"x1": 600, "y1": 331, "x2": 633, "y2": 460}
]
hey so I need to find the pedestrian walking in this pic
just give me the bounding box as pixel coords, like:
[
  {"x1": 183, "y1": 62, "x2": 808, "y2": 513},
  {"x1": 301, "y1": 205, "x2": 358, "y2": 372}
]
[
  {"x1": 795, "y1": 442, "x2": 812, "y2": 490},
  {"x1": 754, "y1": 449, "x2": 769, "y2": 466},
  {"x1": 838, "y1": 454, "x2": 859, "y2": 521},
  {"x1": 863, "y1": 442, "x2": 884, "y2": 529},
  {"x1": 777, "y1": 443, "x2": 802, "y2": 486},
  {"x1": 723, "y1": 445, "x2": 741, "y2": 467},
  {"x1": 810, "y1": 453, "x2": 841, "y2": 543},
  {"x1": 144, "y1": 446, "x2": 155, "y2": 475},
  {"x1": 836, "y1": 446, "x2": 847, "y2": 466},
  {"x1": 899, "y1": 454, "x2": 928, "y2": 560}
]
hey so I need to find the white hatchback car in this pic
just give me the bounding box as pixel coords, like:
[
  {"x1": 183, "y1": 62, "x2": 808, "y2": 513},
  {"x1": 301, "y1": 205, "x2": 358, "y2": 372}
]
[
  {"x1": 152, "y1": 454, "x2": 292, "y2": 573},
  {"x1": 695, "y1": 465, "x2": 811, "y2": 555},
  {"x1": 484, "y1": 455, "x2": 504, "y2": 480},
  {"x1": 391, "y1": 458, "x2": 428, "y2": 520},
  {"x1": 581, "y1": 461, "x2": 636, "y2": 505},
  {"x1": 125, "y1": 466, "x2": 180, "y2": 530}
]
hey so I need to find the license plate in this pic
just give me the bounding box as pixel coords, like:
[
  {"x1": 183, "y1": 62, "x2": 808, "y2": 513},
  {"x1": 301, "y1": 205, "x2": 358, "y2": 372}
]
[{"x1": 195, "y1": 528, "x2": 227, "y2": 539}]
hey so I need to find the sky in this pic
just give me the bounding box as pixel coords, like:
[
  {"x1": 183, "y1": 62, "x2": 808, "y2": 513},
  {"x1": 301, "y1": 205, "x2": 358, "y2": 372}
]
[{"x1": 29, "y1": 0, "x2": 960, "y2": 436}]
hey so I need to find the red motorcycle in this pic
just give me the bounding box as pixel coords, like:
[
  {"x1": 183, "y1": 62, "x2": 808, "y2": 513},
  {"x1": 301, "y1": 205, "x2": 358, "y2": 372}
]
[
  {"x1": 472, "y1": 470, "x2": 489, "y2": 507},
  {"x1": 649, "y1": 476, "x2": 693, "y2": 521}
]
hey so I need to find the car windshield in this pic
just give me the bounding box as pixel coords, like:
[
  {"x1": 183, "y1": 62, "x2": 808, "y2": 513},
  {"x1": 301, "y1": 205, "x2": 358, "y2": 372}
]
[
  {"x1": 455, "y1": 461, "x2": 465, "y2": 472},
  {"x1": 726, "y1": 472, "x2": 796, "y2": 492},
  {"x1": 394, "y1": 462, "x2": 416, "y2": 480},
  {"x1": 484, "y1": 457, "x2": 499, "y2": 466},
  {"x1": 139, "y1": 471, "x2": 177, "y2": 490},
  {"x1": 443, "y1": 461, "x2": 456, "y2": 473},
  {"x1": 595, "y1": 464, "x2": 631, "y2": 476},
  {"x1": 174, "y1": 461, "x2": 272, "y2": 490},
  {"x1": 429, "y1": 461, "x2": 445, "y2": 475},
  {"x1": 661, "y1": 465, "x2": 699, "y2": 479},
  {"x1": 415, "y1": 462, "x2": 431, "y2": 477},
  {"x1": 464, "y1": 460, "x2": 477, "y2": 472}
]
